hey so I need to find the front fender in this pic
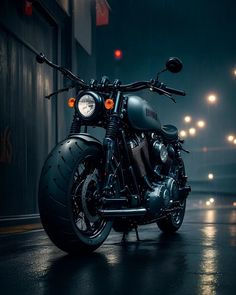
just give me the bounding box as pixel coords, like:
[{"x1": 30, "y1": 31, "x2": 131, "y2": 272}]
[{"x1": 68, "y1": 133, "x2": 102, "y2": 148}]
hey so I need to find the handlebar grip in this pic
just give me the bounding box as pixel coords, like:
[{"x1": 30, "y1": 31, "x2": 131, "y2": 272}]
[
  {"x1": 164, "y1": 86, "x2": 186, "y2": 96},
  {"x1": 36, "y1": 53, "x2": 46, "y2": 64}
]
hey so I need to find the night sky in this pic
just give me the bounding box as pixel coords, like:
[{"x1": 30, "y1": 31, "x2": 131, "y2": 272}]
[{"x1": 96, "y1": 0, "x2": 236, "y2": 187}]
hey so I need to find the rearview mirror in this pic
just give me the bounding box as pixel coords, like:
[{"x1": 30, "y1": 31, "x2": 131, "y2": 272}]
[{"x1": 166, "y1": 57, "x2": 183, "y2": 73}]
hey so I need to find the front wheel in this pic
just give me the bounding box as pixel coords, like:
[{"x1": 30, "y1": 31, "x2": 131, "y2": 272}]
[{"x1": 38, "y1": 137, "x2": 112, "y2": 254}]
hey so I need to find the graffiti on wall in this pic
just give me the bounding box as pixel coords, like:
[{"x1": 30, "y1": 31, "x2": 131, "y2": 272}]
[{"x1": 0, "y1": 127, "x2": 13, "y2": 164}]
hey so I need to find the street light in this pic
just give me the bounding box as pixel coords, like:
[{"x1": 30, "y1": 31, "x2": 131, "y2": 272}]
[
  {"x1": 207, "y1": 94, "x2": 217, "y2": 104},
  {"x1": 114, "y1": 49, "x2": 123, "y2": 60},
  {"x1": 208, "y1": 173, "x2": 214, "y2": 180},
  {"x1": 189, "y1": 127, "x2": 196, "y2": 136},
  {"x1": 206, "y1": 201, "x2": 211, "y2": 206},
  {"x1": 210, "y1": 198, "x2": 215, "y2": 203},
  {"x1": 197, "y1": 120, "x2": 206, "y2": 128},
  {"x1": 179, "y1": 130, "x2": 187, "y2": 138},
  {"x1": 184, "y1": 116, "x2": 192, "y2": 123},
  {"x1": 227, "y1": 135, "x2": 234, "y2": 142},
  {"x1": 234, "y1": 139, "x2": 236, "y2": 145}
]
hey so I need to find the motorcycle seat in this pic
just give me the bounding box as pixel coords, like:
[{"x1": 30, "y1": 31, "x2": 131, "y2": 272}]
[{"x1": 161, "y1": 124, "x2": 178, "y2": 142}]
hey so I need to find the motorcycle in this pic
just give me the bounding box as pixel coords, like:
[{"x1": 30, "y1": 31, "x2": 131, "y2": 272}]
[{"x1": 37, "y1": 53, "x2": 191, "y2": 254}]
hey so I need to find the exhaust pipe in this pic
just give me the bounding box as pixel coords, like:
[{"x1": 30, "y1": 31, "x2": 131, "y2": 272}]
[{"x1": 98, "y1": 208, "x2": 147, "y2": 217}]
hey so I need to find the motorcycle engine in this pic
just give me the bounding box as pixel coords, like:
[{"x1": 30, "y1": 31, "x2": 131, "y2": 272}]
[
  {"x1": 144, "y1": 176, "x2": 179, "y2": 217},
  {"x1": 150, "y1": 135, "x2": 175, "y2": 175},
  {"x1": 127, "y1": 133, "x2": 152, "y2": 177},
  {"x1": 127, "y1": 132, "x2": 179, "y2": 217}
]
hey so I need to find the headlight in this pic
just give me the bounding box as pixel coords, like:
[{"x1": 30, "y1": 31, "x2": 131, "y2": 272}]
[
  {"x1": 78, "y1": 94, "x2": 96, "y2": 118},
  {"x1": 76, "y1": 91, "x2": 103, "y2": 121}
]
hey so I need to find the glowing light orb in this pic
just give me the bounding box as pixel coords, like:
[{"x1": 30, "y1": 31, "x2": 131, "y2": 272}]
[
  {"x1": 184, "y1": 116, "x2": 192, "y2": 123},
  {"x1": 228, "y1": 135, "x2": 234, "y2": 142},
  {"x1": 179, "y1": 130, "x2": 187, "y2": 138},
  {"x1": 197, "y1": 120, "x2": 206, "y2": 128},
  {"x1": 189, "y1": 127, "x2": 196, "y2": 136},
  {"x1": 207, "y1": 94, "x2": 217, "y2": 104},
  {"x1": 208, "y1": 173, "x2": 214, "y2": 180}
]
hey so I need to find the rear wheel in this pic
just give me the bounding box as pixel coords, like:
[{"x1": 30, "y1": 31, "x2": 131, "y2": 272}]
[
  {"x1": 38, "y1": 138, "x2": 112, "y2": 254},
  {"x1": 157, "y1": 158, "x2": 187, "y2": 233},
  {"x1": 157, "y1": 200, "x2": 186, "y2": 233}
]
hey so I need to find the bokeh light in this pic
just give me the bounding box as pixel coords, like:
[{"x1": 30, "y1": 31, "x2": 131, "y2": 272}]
[
  {"x1": 197, "y1": 120, "x2": 206, "y2": 128},
  {"x1": 114, "y1": 49, "x2": 123, "y2": 60},
  {"x1": 227, "y1": 135, "x2": 234, "y2": 142},
  {"x1": 189, "y1": 127, "x2": 196, "y2": 136},
  {"x1": 208, "y1": 173, "x2": 214, "y2": 180},
  {"x1": 179, "y1": 130, "x2": 187, "y2": 138},
  {"x1": 207, "y1": 94, "x2": 217, "y2": 104},
  {"x1": 184, "y1": 116, "x2": 192, "y2": 123}
]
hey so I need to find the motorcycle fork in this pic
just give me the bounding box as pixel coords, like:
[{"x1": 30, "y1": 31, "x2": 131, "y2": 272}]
[
  {"x1": 102, "y1": 92, "x2": 140, "y2": 201},
  {"x1": 102, "y1": 91, "x2": 122, "y2": 192}
]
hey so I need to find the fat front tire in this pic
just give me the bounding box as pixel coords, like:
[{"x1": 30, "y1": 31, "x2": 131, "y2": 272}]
[{"x1": 38, "y1": 137, "x2": 112, "y2": 254}]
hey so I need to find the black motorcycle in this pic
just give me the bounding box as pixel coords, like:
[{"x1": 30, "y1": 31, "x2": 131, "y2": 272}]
[{"x1": 37, "y1": 53, "x2": 191, "y2": 254}]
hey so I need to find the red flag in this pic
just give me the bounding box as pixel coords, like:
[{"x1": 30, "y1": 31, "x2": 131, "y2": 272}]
[{"x1": 96, "y1": 0, "x2": 110, "y2": 26}]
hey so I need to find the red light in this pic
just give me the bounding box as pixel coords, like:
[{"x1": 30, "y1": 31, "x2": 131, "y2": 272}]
[
  {"x1": 24, "y1": 0, "x2": 33, "y2": 16},
  {"x1": 114, "y1": 49, "x2": 122, "y2": 60}
]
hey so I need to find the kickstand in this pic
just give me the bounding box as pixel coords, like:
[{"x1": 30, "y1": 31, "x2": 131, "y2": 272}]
[
  {"x1": 134, "y1": 225, "x2": 140, "y2": 241},
  {"x1": 121, "y1": 231, "x2": 128, "y2": 243}
]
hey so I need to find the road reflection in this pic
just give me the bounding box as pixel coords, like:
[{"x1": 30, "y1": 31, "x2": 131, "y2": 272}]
[
  {"x1": 42, "y1": 233, "x2": 188, "y2": 295},
  {"x1": 199, "y1": 210, "x2": 218, "y2": 295},
  {"x1": 229, "y1": 210, "x2": 236, "y2": 247}
]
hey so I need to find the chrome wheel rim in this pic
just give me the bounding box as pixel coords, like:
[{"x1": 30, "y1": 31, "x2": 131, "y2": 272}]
[{"x1": 71, "y1": 157, "x2": 107, "y2": 238}]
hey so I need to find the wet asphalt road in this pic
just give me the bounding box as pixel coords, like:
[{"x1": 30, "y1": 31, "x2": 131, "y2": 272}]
[{"x1": 1, "y1": 198, "x2": 236, "y2": 295}]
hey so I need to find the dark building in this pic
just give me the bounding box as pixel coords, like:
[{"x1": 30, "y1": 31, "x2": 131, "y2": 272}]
[{"x1": 0, "y1": 0, "x2": 97, "y2": 218}]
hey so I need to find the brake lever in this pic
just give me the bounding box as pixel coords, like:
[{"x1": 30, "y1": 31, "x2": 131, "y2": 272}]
[
  {"x1": 45, "y1": 84, "x2": 76, "y2": 99},
  {"x1": 150, "y1": 85, "x2": 176, "y2": 103},
  {"x1": 167, "y1": 95, "x2": 176, "y2": 103}
]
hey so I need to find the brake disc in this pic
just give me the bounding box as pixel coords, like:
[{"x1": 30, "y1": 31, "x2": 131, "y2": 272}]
[{"x1": 81, "y1": 169, "x2": 101, "y2": 223}]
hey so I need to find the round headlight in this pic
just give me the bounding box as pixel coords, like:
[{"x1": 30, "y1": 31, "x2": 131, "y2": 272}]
[{"x1": 77, "y1": 94, "x2": 96, "y2": 118}]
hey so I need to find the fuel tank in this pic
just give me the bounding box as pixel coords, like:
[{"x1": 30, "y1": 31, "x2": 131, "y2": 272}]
[{"x1": 126, "y1": 95, "x2": 161, "y2": 131}]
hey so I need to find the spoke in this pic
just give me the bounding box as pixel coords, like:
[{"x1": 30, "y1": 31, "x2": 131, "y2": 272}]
[
  {"x1": 71, "y1": 157, "x2": 107, "y2": 236},
  {"x1": 84, "y1": 216, "x2": 92, "y2": 231}
]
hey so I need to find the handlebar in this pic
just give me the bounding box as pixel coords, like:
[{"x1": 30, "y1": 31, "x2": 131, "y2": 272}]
[
  {"x1": 36, "y1": 53, "x2": 186, "y2": 99},
  {"x1": 36, "y1": 53, "x2": 87, "y2": 87},
  {"x1": 158, "y1": 84, "x2": 186, "y2": 96}
]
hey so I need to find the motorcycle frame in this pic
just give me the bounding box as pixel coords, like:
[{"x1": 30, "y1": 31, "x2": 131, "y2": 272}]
[{"x1": 72, "y1": 90, "x2": 141, "y2": 208}]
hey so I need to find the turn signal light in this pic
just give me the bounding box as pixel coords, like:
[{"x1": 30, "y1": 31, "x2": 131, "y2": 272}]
[
  {"x1": 104, "y1": 99, "x2": 114, "y2": 110},
  {"x1": 68, "y1": 97, "x2": 76, "y2": 108}
]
